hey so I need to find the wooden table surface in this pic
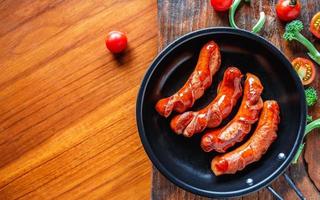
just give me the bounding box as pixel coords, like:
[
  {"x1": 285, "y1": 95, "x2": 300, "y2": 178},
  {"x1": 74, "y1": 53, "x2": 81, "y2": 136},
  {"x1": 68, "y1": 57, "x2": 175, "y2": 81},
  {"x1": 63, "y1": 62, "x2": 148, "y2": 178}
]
[
  {"x1": 0, "y1": 0, "x2": 157, "y2": 199},
  {"x1": 0, "y1": 0, "x2": 319, "y2": 200}
]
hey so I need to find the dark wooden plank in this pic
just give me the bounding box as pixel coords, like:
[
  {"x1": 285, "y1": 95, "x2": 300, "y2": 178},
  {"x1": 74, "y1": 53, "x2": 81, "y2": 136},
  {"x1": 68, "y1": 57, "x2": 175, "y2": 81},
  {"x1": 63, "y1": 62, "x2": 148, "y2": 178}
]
[{"x1": 154, "y1": 0, "x2": 320, "y2": 199}]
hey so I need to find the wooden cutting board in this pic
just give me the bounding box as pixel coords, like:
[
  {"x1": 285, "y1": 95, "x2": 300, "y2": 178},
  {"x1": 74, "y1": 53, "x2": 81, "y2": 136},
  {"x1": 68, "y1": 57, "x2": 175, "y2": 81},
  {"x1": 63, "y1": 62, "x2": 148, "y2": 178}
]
[{"x1": 152, "y1": 0, "x2": 320, "y2": 199}]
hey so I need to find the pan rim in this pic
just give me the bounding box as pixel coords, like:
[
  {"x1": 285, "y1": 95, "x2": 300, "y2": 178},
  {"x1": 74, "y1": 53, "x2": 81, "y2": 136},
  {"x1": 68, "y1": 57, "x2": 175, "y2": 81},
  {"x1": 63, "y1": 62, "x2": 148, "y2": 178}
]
[{"x1": 136, "y1": 27, "x2": 306, "y2": 198}]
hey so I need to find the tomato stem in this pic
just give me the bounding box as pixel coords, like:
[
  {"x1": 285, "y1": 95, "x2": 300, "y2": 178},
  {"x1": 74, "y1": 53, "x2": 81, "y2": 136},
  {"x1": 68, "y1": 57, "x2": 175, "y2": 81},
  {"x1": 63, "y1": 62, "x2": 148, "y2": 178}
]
[{"x1": 289, "y1": 0, "x2": 297, "y2": 6}]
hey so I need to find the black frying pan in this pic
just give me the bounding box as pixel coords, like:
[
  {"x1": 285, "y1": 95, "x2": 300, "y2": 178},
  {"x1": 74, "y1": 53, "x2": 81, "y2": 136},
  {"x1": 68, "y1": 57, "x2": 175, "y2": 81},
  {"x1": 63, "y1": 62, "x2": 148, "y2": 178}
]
[{"x1": 136, "y1": 28, "x2": 306, "y2": 198}]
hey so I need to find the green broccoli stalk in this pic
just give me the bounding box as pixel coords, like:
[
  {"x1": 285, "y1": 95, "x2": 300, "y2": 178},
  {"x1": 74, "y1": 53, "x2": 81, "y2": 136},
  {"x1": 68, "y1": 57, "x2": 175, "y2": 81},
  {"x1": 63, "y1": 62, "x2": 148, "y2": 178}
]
[
  {"x1": 283, "y1": 20, "x2": 320, "y2": 65},
  {"x1": 305, "y1": 87, "x2": 318, "y2": 106},
  {"x1": 292, "y1": 87, "x2": 319, "y2": 164},
  {"x1": 229, "y1": 0, "x2": 266, "y2": 34},
  {"x1": 292, "y1": 118, "x2": 320, "y2": 164}
]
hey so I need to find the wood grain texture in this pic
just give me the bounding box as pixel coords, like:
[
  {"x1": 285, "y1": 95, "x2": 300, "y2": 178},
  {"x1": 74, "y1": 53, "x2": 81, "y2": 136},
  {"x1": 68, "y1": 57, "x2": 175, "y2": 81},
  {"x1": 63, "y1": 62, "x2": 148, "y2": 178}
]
[
  {"x1": 0, "y1": 0, "x2": 157, "y2": 199},
  {"x1": 154, "y1": 0, "x2": 320, "y2": 199}
]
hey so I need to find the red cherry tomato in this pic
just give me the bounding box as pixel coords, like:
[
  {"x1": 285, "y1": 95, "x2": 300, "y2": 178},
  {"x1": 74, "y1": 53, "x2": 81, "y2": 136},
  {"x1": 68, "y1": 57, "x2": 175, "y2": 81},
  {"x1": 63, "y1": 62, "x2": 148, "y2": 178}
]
[
  {"x1": 276, "y1": 0, "x2": 301, "y2": 22},
  {"x1": 310, "y1": 12, "x2": 320, "y2": 39},
  {"x1": 210, "y1": 0, "x2": 233, "y2": 12},
  {"x1": 105, "y1": 31, "x2": 127, "y2": 53},
  {"x1": 292, "y1": 57, "x2": 316, "y2": 86}
]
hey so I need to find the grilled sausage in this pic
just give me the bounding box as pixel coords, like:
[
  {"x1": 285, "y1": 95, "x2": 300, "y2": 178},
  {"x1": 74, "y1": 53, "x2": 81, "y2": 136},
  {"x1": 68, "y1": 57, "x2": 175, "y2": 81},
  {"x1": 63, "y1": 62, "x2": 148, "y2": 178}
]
[
  {"x1": 155, "y1": 41, "x2": 221, "y2": 117},
  {"x1": 170, "y1": 67, "x2": 243, "y2": 137},
  {"x1": 201, "y1": 73, "x2": 264, "y2": 153},
  {"x1": 211, "y1": 100, "x2": 280, "y2": 176}
]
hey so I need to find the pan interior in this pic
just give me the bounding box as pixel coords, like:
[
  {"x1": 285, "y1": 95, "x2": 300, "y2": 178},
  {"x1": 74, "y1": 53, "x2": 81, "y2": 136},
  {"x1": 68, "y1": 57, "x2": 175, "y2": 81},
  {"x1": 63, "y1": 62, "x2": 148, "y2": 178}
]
[{"x1": 137, "y1": 29, "x2": 305, "y2": 197}]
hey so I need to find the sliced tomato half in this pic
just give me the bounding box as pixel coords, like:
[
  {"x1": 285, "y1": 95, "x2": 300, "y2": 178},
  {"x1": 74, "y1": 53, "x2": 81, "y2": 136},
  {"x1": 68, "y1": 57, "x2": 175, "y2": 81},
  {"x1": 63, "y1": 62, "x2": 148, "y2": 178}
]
[
  {"x1": 310, "y1": 12, "x2": 320, "y2": 39},
  {"x1": 292, "y1": 57, "x2": 316, "y2": 85}
]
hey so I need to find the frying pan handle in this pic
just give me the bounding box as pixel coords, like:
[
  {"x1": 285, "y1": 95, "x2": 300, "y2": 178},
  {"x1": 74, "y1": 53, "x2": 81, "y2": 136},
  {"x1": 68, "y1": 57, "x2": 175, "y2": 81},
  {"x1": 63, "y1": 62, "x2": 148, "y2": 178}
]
[
  {"x1": 283, "y1": 173, "x2": 306, "y2": 200},
  {"x1": 267, "y1": 173, "x2": 306, "y2": 200},
  {"x1": 267, "y1": 186, "x2": 284, "y2": 200}
]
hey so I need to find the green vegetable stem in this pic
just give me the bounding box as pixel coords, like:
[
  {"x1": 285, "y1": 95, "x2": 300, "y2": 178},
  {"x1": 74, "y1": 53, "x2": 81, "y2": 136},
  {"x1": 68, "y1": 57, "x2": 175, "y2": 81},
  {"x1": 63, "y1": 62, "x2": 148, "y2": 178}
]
[
  {"x1": 283, "y1": 20, "x2": 320, "y2": 65},
  {"x1": 292, "y1": 87, "x2": 319, "y2": 164},
  {"x1": 229, "y1": 0, "x2": 266, "y2": 34},
  {"x1": 292, "y1": 118, "x2": 320, "y2": 164}
]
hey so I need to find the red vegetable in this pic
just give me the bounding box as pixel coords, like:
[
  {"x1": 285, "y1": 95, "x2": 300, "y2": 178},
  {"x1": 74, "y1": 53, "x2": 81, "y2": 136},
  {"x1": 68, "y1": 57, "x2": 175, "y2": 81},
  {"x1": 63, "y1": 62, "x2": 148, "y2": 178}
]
[
  {"x1": 310, "y1": 12, "x2": 320, "y2": 39},
  {"x1": 105, "y1": 31, "x2": 127, "y2": 53},
  {"x1": 210, "y1": 0, "x2": 233, "y2": 12},
  {"x1": 276, "y1": 0, "x2": 301, "y2": 22},
  {"x1": 292, "y1": 57, "x2": 316, "y2": 86}
]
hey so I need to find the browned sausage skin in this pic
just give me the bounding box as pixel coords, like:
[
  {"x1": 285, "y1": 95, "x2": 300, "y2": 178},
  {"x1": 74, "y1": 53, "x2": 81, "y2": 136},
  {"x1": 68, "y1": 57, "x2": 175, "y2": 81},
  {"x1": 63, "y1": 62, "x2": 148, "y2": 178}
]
[
  {"x1": 211, "y1": 100, "x2": 280, "y2": 176},
  {"x1": 201, "y1": 73, "x2": 264, "y2": 153},
  {"x1": 155, "y1": 41, "x2": 221, "y2": 117},
  {"x1": 170, "y1": 67, "x2": 243, "y2": 137}
]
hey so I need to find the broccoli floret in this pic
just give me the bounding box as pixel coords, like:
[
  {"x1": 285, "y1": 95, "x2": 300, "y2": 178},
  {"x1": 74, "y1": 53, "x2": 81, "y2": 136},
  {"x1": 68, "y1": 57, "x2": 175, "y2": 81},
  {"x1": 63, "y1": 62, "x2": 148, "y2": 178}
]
[
  {"x1": 283, "y1": 20, "x2": 303, "y2": 41},
  {"x1": 307, "y1": 115, "x2": 313, "y2": 123},
  {"x1": 283, "y1": 20, "x2": 320, "y2": 65},
  {"x1": 305, "y1": 87, "x2": 318, "y2": 106}
]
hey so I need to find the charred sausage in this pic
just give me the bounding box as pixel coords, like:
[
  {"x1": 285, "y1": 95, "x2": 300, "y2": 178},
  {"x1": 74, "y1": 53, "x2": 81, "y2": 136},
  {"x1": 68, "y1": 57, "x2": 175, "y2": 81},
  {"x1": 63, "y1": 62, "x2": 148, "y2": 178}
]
[
  {"x1": 211, "y1": 100, "x2": 280, "y2": 176},
  {"x1": 170, "y1": 67, "x2": 243, "y2": 137},
  {"x1": 201, "y1": 73, "x2": 264, "y2": 153},
  {"x1": 155, "y1": 41, "x2": 221, "y2": 117}
]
